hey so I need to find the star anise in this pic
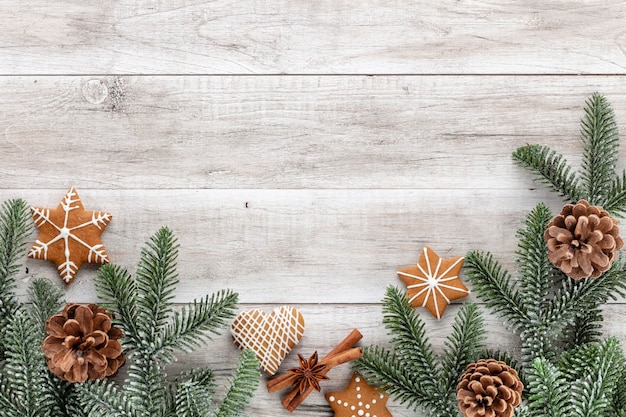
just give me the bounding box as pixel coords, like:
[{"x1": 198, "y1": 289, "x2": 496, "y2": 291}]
[{"x1": 288, "y1": 351, "x2": 329, "y2": 393}]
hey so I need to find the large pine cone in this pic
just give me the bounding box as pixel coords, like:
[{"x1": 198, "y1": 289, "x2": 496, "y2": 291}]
[
  {"x1": 545, "y1": 199, "x2": 623, "y2": 280},
  {"x1": 457, "y1": 359, "x2": 523, "y2": 417},
  {"x1": 42, "y1": 303, "x2": 125, "y2": 383}
]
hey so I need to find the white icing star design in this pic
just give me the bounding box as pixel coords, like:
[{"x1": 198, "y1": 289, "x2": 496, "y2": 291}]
[
  {"x1": 397, "y1": 246, "x2": 469, "y2": 319},
  {"x1": 28, "y1": 188, "x2": 112, "y2": 284}
]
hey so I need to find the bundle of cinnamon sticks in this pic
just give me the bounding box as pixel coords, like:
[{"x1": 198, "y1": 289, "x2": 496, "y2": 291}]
[{"x1": 267, "y1": 328, "x2": 364, "y2": 412}]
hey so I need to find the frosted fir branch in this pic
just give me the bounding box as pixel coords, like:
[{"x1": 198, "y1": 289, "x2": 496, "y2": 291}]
[
  {"x1": 4, "y1": 311, "x2": 58, "y2": 416},
  {"x1": 512, "y1": 144, "x2": 583, "y2": 202},
  {"x1": 155, "y1": 290, "x2": 238, "y2": 362},
  {"x1": 526, "y1": 358, "x2": 568, "y2": 417},
  {"x1": 515, "y1": 202, "x2": 554, "y2": 317},
  {"x1": 440, "y1": 302, "x2": 485, "y2": 399},
  {"x1": 381, "y1": 286, "x2": 443, "y2": 387},
  {"x1": 354, "y1": 346, "x2": 454, "y2": 417},
  {"x1": 76, "y1": 380, "x2": 139, "y2": 417},
  {"x1": 603, "y1": 170, "x2": 626, "y2": 217},
  {"x1": 135, "y1": 227, "x2": 180, "y2": 340},
  {"x1": 27, "y1": 278, "x2": 65, "y2": 335},
  {"x1": 94, "y1": 264, "x2": 142, "y2": 352},
  {"x1": 464, "y1": 251, "x2": 529, "y2": 331},
  {"x1": 213, "y1": 349, "x2": 260, "y2": 417},
  {"x1": 580, "y1": 92, "x2": 620, "y2": 205}
]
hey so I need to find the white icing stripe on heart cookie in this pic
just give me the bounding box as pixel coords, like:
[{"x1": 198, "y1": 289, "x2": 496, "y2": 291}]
[{"x1": 230, "y1": 306, "x2": 305, "y2": 375}]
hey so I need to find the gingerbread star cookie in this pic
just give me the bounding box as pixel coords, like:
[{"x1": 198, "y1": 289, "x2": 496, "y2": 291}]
[
  {"x1": 397, "y1": 246, "x2": 469, "y2": 319},
  {"x1": 325, "y1": 373, "x2": 393, "y2": 417},
  {"x1": 28, "y1": 188, "x2": 112, "y2": 285}
]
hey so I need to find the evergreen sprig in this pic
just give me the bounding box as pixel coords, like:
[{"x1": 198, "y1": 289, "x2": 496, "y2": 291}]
[
  {"x1": 513, "y1": 92, "x2": 626, "y2": 214},
  {"x1": 526, "y1": 338, "x2": 626, "y2": 417},
  {"x1": 465, "y1": 205, "x2": 626, "y2": 370},
  {"x1": 0, "y1": 199, "x2": 82, "y2": 417},
  {"x1": 0, "y1": 199, "x2": 32, "y2": 349},
  {"x1": 353, "y1": 286, "x2": 484, "y2": 417},
  {"x1": 78, "y1": 226, "x2": 260, "y2": 417}
]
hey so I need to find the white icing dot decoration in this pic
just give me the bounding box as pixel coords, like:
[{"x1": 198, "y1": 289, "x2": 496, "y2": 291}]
[{"x1": 325, "y1": 374, "x2": 391, "y2": 417}]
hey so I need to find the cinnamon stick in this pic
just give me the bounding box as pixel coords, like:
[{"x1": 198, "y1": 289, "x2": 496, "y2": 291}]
[
  {"x1": 283, "y1": 347, "x2": 363, "y2": 412},
  {"x1": 267, "y1": 372, "x2": 300, "y2": 393},
  {"x1": 281, "y1": 330, "x2": 364, "y2": 412},
  {"x1": 325, "y1": 329, "x2": 363, "y2": 358}
]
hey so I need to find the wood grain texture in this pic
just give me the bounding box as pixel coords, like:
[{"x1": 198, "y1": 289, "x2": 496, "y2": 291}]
[
  {"x1": 13, "y1": 187, "x2": 561, "y2": 304},
  {"x1": 2, "y1": 75, "x2": 626, "y2": 190},
  {"x1": 2, "y1": 1, "x2": 626, "y2": 75},
  {"x1": 4, "y1": 1, "x2": 626, "y2": 416}
]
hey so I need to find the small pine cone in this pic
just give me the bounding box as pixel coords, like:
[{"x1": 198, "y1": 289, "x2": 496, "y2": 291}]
[
  {"x1": 545, "y1": 199, "x2": 624, "y2": 280},
  {"x1": 457, "y1": 359, "x2": 523, "y2": 417},
  {"x1": 42, "y1": 303, "x2": 125, "y2": 383}
]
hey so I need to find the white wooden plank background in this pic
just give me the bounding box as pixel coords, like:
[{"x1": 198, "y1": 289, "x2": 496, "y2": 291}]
[{"x1": 2, "y1": 2, "x2": 626, "y2": 416}]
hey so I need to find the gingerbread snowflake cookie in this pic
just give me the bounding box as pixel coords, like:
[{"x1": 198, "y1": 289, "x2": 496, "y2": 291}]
[
  {"x1": 325, "y1": 373, "x2": 393, "y2": 417},
  {"x1": 28, "y1": 188, "x2": 112, "y2": 284},
  {"x1": 397, "y1": 246, "x2": 469, "y2": 319}
]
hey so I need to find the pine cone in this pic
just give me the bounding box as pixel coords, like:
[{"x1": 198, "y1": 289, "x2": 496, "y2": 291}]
[
  {"x1": 545, "y1": 199, "x2": 623, "y2": 280},
  {"x1": 42, "y1": 303, "x2": 125, "y2": 383},
  {"x1": 457, "y1": 359, "x2": 523, "y2": 417}
]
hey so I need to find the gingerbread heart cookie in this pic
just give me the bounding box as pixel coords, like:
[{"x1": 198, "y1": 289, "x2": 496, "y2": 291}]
[{"x1": 231, "y1": 306, "x2": 305, "y2": 375}]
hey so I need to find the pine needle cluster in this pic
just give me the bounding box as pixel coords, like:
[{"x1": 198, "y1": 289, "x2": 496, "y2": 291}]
[
  {"x1": 0, "y1": 199, "x2": 259, "y2": 417},
  {"x1": 0, "y1": 199, "x2": 77, "y2": 417},
  {"x1": 75, "y1": 227, "x2": 260, "y2": 417},
  {"x1": 354, "y1": 287, "x2": 485, "y2": 417},
  {"x1": 356, "y1": 93, "x2": 626, "y2": 417}
]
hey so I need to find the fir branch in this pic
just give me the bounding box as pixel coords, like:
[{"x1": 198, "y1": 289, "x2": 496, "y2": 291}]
[
  {"x1": 440, "y1": 302, "x2": 485, "y2": 399},
  {"x1": 165, "y1": 368, "x2": 218, "y2": 417},
  {"x1": 27, "y1": 278, "x2": 65, "y2": 334},
  {"x1": 562, "y1": 338, "x2": 624, "y2": 417},
  {"x1": 123, "y1": 361, "x2": 167, "y2": 416},
  {"x1": 354, "y1": 346, "x2": 454, "y2": 417},
  {"x1": 512, "y1": 144, "x2": 582, "y2": 201},
  {"x1": 83, "y1": 228, "x2": 258, "y2": 417},
  {"x1": 76, "y1": 380, "x2": 139, "y2": 417},
  {"x1": 173, "y1": 380, "x2": 212, "y2": 417},
  {"x1": 563, "y1": 306, "x2": 604, "y2": 349},
  {"x1": 604, "y1": 170, "x2": 626, "y2": 217},
  {"x1": 526, "y1": 358, "x2": 568, "y2": 417},
  {"x1": 135, "y1": 226, "x2": 180, "y2": 341},
  {"x1": 464, "y1": 251, "x2": 529, "y2": 331},
  {"x1": 546, "y1": 259, "x2": 626, "y2": 329},
  {"x1": 213, "y1": 349, "x2": 260, "y2": 417},
  {"x1": 95, "y1": 264, "x2": 141, "y2": 352},
  {"x1": 381, "y1": 286, "x2": 443, "y2": 388},
  {"x1": 353, "y1": 286, "x2": 456, "y2": 417},
  {"x1": 516, "y1": 202, "x2": 554, "y2": 316},
  {"x1": 3, "y1": 310, "x2": 58, "y2": 416},
  {"x1": 0, "y1": 199, "x2": 32, "y2": 347},
  {"x1": 580, "y1": 92, "x2": 620, "y2": 205},
  {"x1": 155, "y1": 290, "x2": 238, "y2": 362}
]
